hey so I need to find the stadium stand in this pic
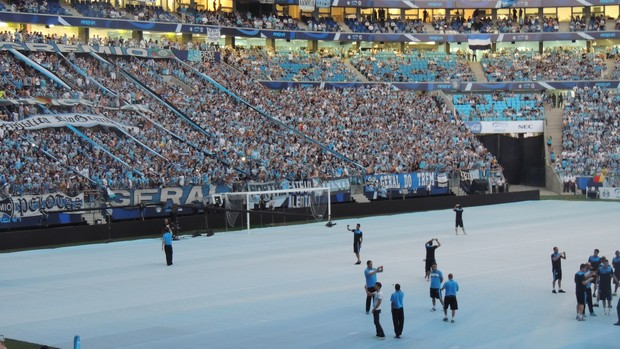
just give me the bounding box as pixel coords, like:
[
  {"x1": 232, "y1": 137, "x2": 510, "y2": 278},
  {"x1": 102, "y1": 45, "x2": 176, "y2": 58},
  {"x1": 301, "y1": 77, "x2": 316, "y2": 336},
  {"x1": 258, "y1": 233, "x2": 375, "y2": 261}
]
[
  {"x1": 223, "y1": 47, "x2": 361, "y2": 82},
  {"x1": 452, "y1": 92, "x2": 545, "y2": 121},
  {"x1": 556, "y1": 87, "x2": 620, "y2": 183},
  {"x1": 349, "y1": 50, "x2": 474, "y2": 82},
  {"x1": 480, "y1": 48, "x2": 606, "y2": 81}
]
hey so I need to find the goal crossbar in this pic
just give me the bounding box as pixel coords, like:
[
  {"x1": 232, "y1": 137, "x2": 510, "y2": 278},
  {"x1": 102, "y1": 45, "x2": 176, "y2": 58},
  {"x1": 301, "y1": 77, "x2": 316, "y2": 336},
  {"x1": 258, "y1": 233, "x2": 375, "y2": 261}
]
[{"x1": 220, "y1": 187, "x2": 331, "y2": 233}]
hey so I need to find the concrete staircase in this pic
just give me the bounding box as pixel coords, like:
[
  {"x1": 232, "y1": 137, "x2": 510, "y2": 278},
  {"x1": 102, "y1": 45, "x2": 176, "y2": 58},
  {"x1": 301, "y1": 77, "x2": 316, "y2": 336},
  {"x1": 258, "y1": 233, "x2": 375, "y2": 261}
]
[
  {"x1": 163, "y1": 75, "x2": 195, "y2": 94},
  {"x1": 604, "y1": 59, "x2": 617, "y2": 79},
  {"x1": 83, "y1": 211, "x2": 107, "y2": 225},
  {"x1": 351, "y1": 184, "x2": 370, "y2": 203},
  {"x1": 543, "y1": 104, "x2": 564, "y2": 193},
  {"x1": 60, "y1": 2, "x2": 82, "y2": 16},
  {"x1": 468, "y1": 61, "x2": 487, "y2": 82},
  {"x1": 344, "y1": 59, "x2": 369, "y2": 82}
]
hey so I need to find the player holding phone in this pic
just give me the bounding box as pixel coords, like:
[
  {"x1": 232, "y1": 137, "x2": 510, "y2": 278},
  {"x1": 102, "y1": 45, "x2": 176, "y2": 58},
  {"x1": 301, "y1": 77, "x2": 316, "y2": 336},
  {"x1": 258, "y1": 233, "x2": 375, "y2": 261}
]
[{"x1": 347, "y1": 223, "x2": 363, "y2": 265}]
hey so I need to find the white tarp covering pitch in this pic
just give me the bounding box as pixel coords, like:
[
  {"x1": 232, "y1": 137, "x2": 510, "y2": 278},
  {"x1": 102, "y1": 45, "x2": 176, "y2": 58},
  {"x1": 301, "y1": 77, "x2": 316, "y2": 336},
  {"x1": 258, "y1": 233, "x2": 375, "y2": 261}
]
[{"x1": 1, "y1": 200, "x2": 618, "y2": 349}]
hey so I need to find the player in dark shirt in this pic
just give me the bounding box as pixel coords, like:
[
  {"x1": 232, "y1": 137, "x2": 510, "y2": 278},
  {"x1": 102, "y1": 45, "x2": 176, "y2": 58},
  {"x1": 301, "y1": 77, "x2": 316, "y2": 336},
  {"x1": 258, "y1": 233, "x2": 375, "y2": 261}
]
[
  {"x1": 597, "y1": 257, "x2": 616, "y2": 315},
  {"x1": 425, "y1": 238, "x2": 441, "y2": 280},
  {"x1": 588, "y1": 249, "x2": 602, "y2": 304},
  {"x1": 347, "y1": 224, "x2": 363, "y2": 265},
  {"x1": 551, "y1": 247, "x2": 566, "y2": 293},
  {"x1": 575, "y1": 263, "x2": 595, "y2": 321},
  {"x1": 453, "y1": 204, "x2": 466, "y2": 236}
]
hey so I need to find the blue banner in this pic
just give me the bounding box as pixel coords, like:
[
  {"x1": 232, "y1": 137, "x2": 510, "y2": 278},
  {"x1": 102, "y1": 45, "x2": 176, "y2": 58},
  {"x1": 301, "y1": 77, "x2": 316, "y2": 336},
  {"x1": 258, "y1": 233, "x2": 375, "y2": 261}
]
[
  {"x1": 363, "y1": 172, "x2": 449, "y2": 200},
  {"x1": 107, "y1": 185, "x2": 211, "y2": 207}
]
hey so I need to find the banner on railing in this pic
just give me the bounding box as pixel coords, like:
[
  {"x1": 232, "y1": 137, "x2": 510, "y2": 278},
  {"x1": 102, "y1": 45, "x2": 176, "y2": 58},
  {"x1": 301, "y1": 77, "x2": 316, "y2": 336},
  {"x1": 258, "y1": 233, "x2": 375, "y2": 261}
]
[
  {"x1": 363, "y1": 171, "x2": 450, "y2": 199},
  {"x1": 0, "y1": 41, "x2": 175, "y2": 58},
  {"x1": 459, "y1": 169, "x2": 490, "y2": 181},
  {"x1": 247, "y1": 178, "x2": 349, "y2": 192},
  {"x1": 599, "y1": 187, "x2": 620, "y2": 200},
  {"x1": 207, "y1": 28, "x2": 221, "y2": 43},
  {"x1": 0, "y1": 192, "x2": 84, "y2": 220},
  {"x1": 246, "y1": 178, "x2": 351, "y2": 203},
  {"x1": 0, "y1": 113, "x2": 138, "y2": 133},
  {"x1": 0, "y1": 97, "x2": 151, "y2": 114},
  {"x1": 463, "y1": 120, "x2": 544, "y2": 134},
  {"x1": 364, "y1": 172, "x2": 440, "y2": 191},
  {"x1": 106, "y1": 185, "x2": 211, "y2": 207},
  {"x1": 299, "y1": 0, "x2": 315, "y2": 11}
]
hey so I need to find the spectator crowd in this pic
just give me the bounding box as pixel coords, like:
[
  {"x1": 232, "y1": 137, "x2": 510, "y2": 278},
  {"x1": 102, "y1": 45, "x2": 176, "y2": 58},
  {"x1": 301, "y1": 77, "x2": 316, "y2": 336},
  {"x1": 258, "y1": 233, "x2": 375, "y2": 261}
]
[
  {"x1": 481, "y1": 48, "x2": 606, "y2": 81},
  {"x1": 1, "y1": 28, "x2": 618, "y2": 197},
  {"x1": 556, "y1": 87, "x2": 620, "y2": 185}
]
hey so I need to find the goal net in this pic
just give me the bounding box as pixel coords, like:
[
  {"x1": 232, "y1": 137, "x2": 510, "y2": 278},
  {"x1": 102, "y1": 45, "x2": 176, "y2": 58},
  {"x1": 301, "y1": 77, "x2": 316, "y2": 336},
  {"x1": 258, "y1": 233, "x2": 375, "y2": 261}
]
[{"x1": 219, "y1": 187, "x2": 331, "y2": 232}]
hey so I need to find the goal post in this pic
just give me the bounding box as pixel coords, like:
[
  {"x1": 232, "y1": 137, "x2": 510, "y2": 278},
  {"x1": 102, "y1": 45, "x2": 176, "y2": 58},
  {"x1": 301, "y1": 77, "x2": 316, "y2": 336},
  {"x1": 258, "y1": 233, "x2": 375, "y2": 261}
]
[{"x1": 219, "y1": 187, "x2": 331, "y2": 233}]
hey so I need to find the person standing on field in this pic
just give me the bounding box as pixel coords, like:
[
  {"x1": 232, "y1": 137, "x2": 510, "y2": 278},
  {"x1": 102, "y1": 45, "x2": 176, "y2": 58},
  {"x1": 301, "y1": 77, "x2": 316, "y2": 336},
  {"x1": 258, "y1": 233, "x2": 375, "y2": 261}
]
[
  {"x1": 612, "y1": 250, "x2": 620, "y2": 296},
  {"x1": 364, "y1": 260, "x2": 384, "y2": 314},
  {"x1": 347, "y1": 223, "x2": 363, "y2": 265},
  {"x1": 454, "y1": 204, "x2": 467, "y2": 235},
  {"x1": 425, "y1": 238, "x2": 441, "y2": 280},
  {"x1": 365, "y1": 282, "x2": 385, "y2": 339},
  {"x1": 441, "y1": 273, "x2": 460, "y2": 323},
  {"x1": 598, "y1": 257, "x2": 616, "y2": 315},
  {"x1": 162, "y1": 227, "x2": 173, "y2": 266},
  {"x1": 390, "y1": 283, "x2": 404, "y2": 338},
  {"x1": 551, "y1": 247, "x2": 566, "y2": 293},
  {"x1": 575, "y1": 263, "x2": 595, "y2": 321},
  {"x1": 430, "y1": 263, "x2": 444, "y2": 311}
]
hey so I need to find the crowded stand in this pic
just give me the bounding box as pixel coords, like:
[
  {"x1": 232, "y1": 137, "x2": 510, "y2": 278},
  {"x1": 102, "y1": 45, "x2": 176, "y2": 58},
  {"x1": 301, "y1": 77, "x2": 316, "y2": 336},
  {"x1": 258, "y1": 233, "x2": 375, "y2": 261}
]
[
  {"x1": 568, "y1": 14, "x2": 608, "y2": 31},
  {"x1": 111, "y1": 54, "x2": 359, "y2": 181},
  {"x1": 349, "y1": 50, "x2": 474, "y2": 82},
  {"x1": 452, "y1": 92, "x2": 545, "y2": 121},
  {"x1": 222, "y1": 47, "x2": 361, "y2": 82},
  {"x1": 301, "y1": 15, "x2": 341, "y2": 32},
  {"x1": 480, "y1": 48, "x2": 606, "y2": 81},
  {"x1": 71, "y1": 0, "x2": 125, "y2": 19},
  {"x1": 344, "y1": 16, "x2": 426, "y2": 33},
  {"x1": 125, "y1": 3, "x2": 178, "y2": 22},
  {"x1": 432, "y1": 14, "x2": 559, "y2": 33},
  {"x1": 1, "y1": 43, "x2": 502, "y2": 195},
  {"x1": 556, "y1": 87, "x2": 620, "y2": 184},
  {"x1": 215, "y1": 53, "x2": 497, "y2": 175},
  {"x1": 0, "y1": 29, "x2": 80, "y2": 44},
  {"x1": 62, "y1": 55, "x2": 237, "y2": 186},
  {"x1": 0, "y1": 128, "x2": 94, "y2": 196},
  {"x1": 1, "y1": 0, "x2": 618, "y2": 38},
  {"x1": 0, "y1": 51, "x2": 76, "y2": 117},
  {"x1": 2, "y1": 15, "x2": 617, "y2": 199},
  {"x1": 0, "y1": 51, "x2": 225, "y2": 193},
  {"x1": 4, "y1": 0, "x2": 69, "y2": 15},
  {"x1": 179, "y1": 8, "x2": 300, "y2": 30}
]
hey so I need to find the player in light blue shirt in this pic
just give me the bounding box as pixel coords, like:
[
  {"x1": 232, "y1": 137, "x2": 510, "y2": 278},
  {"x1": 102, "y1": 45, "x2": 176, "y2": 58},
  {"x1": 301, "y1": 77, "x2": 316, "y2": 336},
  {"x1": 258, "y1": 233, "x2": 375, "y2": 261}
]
[
  {"x1": 390, "y1": 284, "x2": 404, "y2": 338},
  {"x1": 429, "y1": 264, "x2": 444, "y2": 311},
  {"x1": 364, "y1": 260, "x2": 383, "y2": 313},
  {"x1": 162, "y1": 227, "x2": 173, "y2": 266},
  {"x1": 441, "y1": 273, "x2": 460, "y2": 323}
]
